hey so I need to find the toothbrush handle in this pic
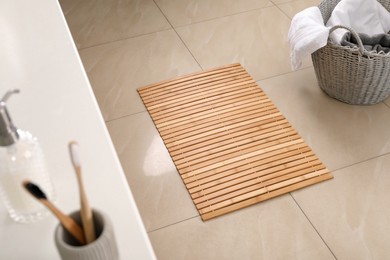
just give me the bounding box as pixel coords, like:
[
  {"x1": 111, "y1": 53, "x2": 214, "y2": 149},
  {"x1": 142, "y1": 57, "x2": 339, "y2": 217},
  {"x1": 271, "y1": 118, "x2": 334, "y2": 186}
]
[
  {"x1": 76, "y1": 167, "x2": 96, "y2": 243},
  {"x1": 42, "y1": 199, "x2": 86, "y2": 245}
]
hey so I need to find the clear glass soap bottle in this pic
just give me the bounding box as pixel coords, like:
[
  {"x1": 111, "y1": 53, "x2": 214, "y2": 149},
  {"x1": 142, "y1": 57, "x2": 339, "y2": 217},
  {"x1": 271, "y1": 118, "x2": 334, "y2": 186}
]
[{"x1": 0, "y1": 89, "x2": 55, "y2": 223}]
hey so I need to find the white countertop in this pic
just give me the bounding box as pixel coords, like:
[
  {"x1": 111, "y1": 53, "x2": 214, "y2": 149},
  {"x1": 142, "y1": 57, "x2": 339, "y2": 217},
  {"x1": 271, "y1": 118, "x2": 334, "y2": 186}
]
[{"x1": 0, "y1": 0, "x2": 156, "y2": 259}]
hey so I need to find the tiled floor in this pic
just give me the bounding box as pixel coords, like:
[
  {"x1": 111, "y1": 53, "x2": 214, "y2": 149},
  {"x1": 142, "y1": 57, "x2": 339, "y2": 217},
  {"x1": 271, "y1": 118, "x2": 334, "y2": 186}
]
[{"x1": 60, "y1": 0, "x2": 390, "y2": 259}]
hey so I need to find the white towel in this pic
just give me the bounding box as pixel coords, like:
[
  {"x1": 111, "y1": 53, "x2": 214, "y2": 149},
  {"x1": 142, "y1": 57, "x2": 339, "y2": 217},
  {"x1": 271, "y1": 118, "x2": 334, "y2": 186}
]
[
  {"x1": 327, "y1": 0, "x2": 390, "y2": 43},
  {"x1": 288, "y1": 7, "x2": 330, "y2": 70}
]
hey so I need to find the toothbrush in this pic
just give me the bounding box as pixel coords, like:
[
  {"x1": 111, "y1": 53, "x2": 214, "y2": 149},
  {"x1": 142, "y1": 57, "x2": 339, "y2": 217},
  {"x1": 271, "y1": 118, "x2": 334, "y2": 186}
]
[
  {"x1": 23, "y1": 181, "x2": 86, "y2": 245},
  {"x1": 69, "y1": 141, "x2": 96, "y2": 244}
]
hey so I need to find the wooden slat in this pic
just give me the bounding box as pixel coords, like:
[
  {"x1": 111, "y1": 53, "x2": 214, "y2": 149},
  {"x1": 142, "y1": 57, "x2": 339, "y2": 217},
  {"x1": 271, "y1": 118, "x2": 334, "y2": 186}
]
[
  {"x1": 165, "y1": 112, "x2": 283, "y2": 148},
  {"x1": 185, "y1": 145, "x2": 313, "y2": 188},
  {"x1": 154, "y1": 93, "x2": 268, "y2": 123},
  {"x1": 198, "y1": 169, "x2": 330, "y2": 213},
  {"x1": 144, "y1": 80, "x2": 257, "y2": 112},
  {"x1": 180, "y1": 139, "x2": 304, "y2": 176},
  {"x1": 157, "y1": 98, "x2": 274, "y2": 132},
  {"x1": 175, "y1": 131, "x2": 299, "y2": 169},
  {"x1": 160, "y1": 107, "x2": 279, "y2": 140},
  {"x1": 173, "y1": 128, "x2": 296, "y2": 165},
  {"x1": 138, "y1": 63, "x2": 333, "y2": 221},
  {"x1": 171, "y1": 122, "x2": 292, "y2": 161},
  {"x1": 193, "y1": 163, "x2": 325, "y2": 206},
  {"x1": 183, "y1": 142, "x2": 310, "y2": 184},
  {"x1": 139, "y1": 63, "x2": 244, "y2": 95},
  {"x1": 169, "y1": 118, "x2": 289, "y2": 155},
  {"x1": 150, "y1": 86, "x2": 264, "y2": 120},
  {"x1": 146, "y1": 80, "x2": 258, "y2": 111},
  {"x1": 200, "y1": 173, "x2": 332, "y2": 221},
  {"x1": 188, "y1": 150, "x2": 315, "y2": 194},
  {"x1": 152, "y1": 91, "x2": 268, "y2": 122},
  {"x1": 141, "y1": 72, "x2": 252, "y2": 104}
]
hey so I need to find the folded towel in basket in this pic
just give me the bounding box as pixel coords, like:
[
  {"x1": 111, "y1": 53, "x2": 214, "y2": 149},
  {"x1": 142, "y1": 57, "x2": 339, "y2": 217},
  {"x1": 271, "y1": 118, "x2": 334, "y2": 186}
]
[
  {"x1": 327, "y1": 0, "x2": 390, "y2": 44},
  {"x1": 288, "y1": 7, "x2": 329, "y2": 70},
  {"x1": 341, "y1": 32, "x2": 390, "y2": 54}
]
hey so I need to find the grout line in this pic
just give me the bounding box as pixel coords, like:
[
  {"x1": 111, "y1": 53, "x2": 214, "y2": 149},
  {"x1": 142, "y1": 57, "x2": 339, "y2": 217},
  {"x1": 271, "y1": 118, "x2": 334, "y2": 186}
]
[
  {"x1": 297, "y1": 156, "x2": 390, "y2": 257},
  {"x1": 255, "y1": 66, "x2": 314, "y2": 83},
  {"x1": 289, "y1": 193, "x2": 338, "y2": 260},
  {"x1": 172, "y1": 4, "x2": 277, "y2": 29},
  {"x1": 105, "y1": 63, "x2": 314, "y2": 124},
  {"x1": 147, "y1": 215, "x2": 200, "y2": 234},
  {"x1": 104, "y1": 110, "x2": 148, "y2": 123},
  {"x1": 72, "y1": 3, "x2": 284, "y2": 52},
  {"x1": 330, "y1": 151, "x2": 390, "y2": 173},
  {"x1": 383, "y1": 101, "x2": 390, "y2": 109},
  {"x1": 77, "y1": 28, "x2": 173, "y2": 51},
  {"x1": 271, "y1": 0, "x2": 294, "y2": 21},
  {"x1": 152, "y1": 0, "x2": 203, "y2": 70},
  {"x1": 270, "y1": 0, "x2": 296, "y2": 4}
]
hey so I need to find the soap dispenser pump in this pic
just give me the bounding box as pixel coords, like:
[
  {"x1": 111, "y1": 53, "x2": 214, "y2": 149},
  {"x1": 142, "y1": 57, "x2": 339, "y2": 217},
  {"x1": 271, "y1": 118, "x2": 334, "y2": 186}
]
[{"x1": 0, "y1": 89, "x2": 55, "y2": 223}]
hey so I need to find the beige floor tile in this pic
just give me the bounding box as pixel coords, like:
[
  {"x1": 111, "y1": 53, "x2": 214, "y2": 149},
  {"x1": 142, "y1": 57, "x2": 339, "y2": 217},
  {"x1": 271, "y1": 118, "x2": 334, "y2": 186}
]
[
  {"x1": 60, "y1": 0, "x2": 171, "y2": 49},
  {"x1": 259, "y1": 68, "x2": 390, "y2": 170},
  {"x1": 272, "y1": 0, "x2": 294, "y2": 4},
  {"x1": 155, "y1": 0, "x2": 273, "y2": 27},
  {"x1": 176, "y1": 7, "x2": 301, "y2": 81},
  {"x1": 61, "y1": 0, "x2": 390, "y2": 257},
  {"x1": 106, "y1": 112, "x2": 199, "y2": 231},
  {"x1": 385, "y1": 97, "x2": 390, "y2": 107},
  {"x1": 278, "y1": 0, "x2": 321, "y2": 19},
  {"x1": 149, "y1": 195, "x2": 334, "y2": 260},
  {"x1": 292, "y1": 154, "x2": 390, "y2": 259},
  {"x1": 79, "y1": 30, "x2": 201, "y2": 121}
]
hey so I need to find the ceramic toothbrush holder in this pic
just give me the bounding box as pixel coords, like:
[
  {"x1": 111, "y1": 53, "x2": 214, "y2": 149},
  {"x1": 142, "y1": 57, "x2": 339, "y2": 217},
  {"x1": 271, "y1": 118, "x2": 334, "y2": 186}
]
[{"x1": 54, "y1": 209, "x2": 119, "y2": 260}]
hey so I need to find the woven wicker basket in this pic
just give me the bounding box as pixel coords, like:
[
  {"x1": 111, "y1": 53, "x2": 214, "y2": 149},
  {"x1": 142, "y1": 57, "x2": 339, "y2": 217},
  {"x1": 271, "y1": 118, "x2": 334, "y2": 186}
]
[{"x1": 311, "y1": 0, "x2": 390, "y2": 105}]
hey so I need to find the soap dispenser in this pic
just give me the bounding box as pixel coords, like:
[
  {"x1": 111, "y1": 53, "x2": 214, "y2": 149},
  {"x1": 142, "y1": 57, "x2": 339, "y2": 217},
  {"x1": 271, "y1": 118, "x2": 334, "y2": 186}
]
[{"x1": 0, "y1": 89, "x2": 55, "y2": 223}]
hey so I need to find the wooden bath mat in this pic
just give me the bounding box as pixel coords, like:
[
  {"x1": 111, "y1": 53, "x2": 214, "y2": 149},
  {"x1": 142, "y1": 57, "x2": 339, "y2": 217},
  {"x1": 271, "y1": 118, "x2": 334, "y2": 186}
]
[{"x1": 138, "y1": 63, "x2": 333, "y2": 221}]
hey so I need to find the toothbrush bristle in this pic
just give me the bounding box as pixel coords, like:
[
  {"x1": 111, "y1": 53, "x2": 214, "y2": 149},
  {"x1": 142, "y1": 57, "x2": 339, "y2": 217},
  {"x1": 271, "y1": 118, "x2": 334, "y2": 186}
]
[
  {"x1": 23, "y1": 181, "x2": 47, "y2": 200},
  {"x1": 69, "y1": 142, "x2": 81, "y2": 167}
]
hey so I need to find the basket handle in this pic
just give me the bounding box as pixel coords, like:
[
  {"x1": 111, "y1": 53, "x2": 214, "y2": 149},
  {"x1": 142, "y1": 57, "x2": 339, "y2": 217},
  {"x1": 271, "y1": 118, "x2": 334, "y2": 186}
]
[{"x1": 329, "y1": 25, "x2": 365, "y2": 55}]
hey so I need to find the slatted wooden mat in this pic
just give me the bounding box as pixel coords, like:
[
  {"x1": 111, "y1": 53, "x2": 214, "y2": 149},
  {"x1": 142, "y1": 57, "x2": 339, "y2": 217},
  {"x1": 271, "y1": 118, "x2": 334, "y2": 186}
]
[{"x1": 138, "y1": 63, "x2": 333, "y2": 221}]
